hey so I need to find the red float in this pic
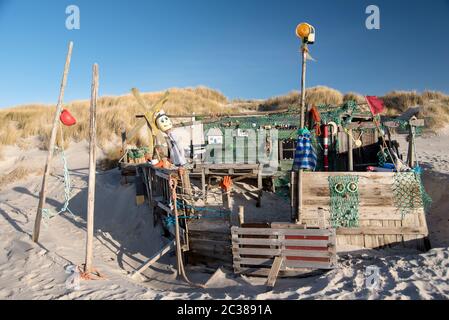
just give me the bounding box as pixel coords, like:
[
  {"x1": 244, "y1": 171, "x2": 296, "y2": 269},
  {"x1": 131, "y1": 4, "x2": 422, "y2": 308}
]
[{"x1": 60, "y1": 109, "x2": 77, "y2": 127}]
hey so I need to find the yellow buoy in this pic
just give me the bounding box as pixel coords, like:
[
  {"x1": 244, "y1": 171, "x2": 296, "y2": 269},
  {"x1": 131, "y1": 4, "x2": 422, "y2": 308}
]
[
  {"x1": 296, "y1": 22, "x2": 315, "y2": 44},
  {"x1": 296, "y1": 23, "x2": 311, "y2": 39}
]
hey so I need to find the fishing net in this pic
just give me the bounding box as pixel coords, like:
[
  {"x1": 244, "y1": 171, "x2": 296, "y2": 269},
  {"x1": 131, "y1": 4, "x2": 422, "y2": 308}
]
[
  {"x1": 127, "y1": 147, "x2": 150, "y2": 160},
  {"x1": 392, "y1": 172, "x2": 432, "y2": 217},
  {"x1": 328, "y1": 175, "x2": 360, "y2": 228}
]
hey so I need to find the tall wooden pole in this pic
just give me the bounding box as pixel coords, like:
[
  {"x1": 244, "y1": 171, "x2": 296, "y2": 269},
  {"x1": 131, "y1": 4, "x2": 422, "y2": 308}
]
[
  {"x1": 296, "y1": 42, "x2": 308, "y2": 224},
  {"x1": 33, "y1": 42, "x2": 74, "y2": 243},
  {"x1": 85, "y1": 64, "x2": 99, "y2": 273},
  {"x1": 300, "y1": 43, "x2": 308, "y2": 129}
]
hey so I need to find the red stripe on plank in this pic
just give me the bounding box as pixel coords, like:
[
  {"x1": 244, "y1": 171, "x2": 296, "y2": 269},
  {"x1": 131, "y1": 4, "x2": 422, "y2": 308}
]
[
  {"x1": 285, "y1": 235, "x2": 329, "y2": 241},
  {"x1": 286, "y1": 246, "x2": 328, "y2": 251},
  {"x1": 286, "y1": 256, "x2": 330, "y2": 263}
]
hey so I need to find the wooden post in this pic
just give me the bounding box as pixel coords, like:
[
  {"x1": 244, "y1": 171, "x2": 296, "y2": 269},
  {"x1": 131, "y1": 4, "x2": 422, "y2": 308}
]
[
  {"x1": 121, "y1": 125, "x2": 127, "y2": 162},
  {"x1": 201, "y1": 168, "x2": 206, "y2": 201},
  {"x1": 407, "y1": 124, "x2": 416, "y2": 168},
  {"x1": 290, "y1": 171, "x2": 296, "y2": 221},
  {"x1": 348, "y1": 129, "x2": 354, "y2": 172},
  {"x1": 257, "y1": 167, "x2": 263, "y2": 208},
  {"x1": 297, "y1": 169, "x2": 303, "y2": 224},
  {"x1": 84, "y1": 64, "x2": 99, "y2": 273},
  {"x1": 238, "y1": 206, "x2": 245, "y2": 227},
  {"x1": 300, "y1": 43, "x2": 308, "y2": 129},
  {"x1": 190, "y1": 113, "x2": 195, "y2": 161},
  {"x1": 33, "y1": 42, "x2": 74, "y2": 243},
  {"x1": 296, "y1": 42, "x2": 308, "y2": 223}
]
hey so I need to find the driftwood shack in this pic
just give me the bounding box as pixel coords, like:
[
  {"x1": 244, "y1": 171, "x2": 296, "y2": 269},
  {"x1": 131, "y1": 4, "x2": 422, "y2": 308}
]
[{"x1": 130, "y1": 101, "x2": 431, "y2": 285}]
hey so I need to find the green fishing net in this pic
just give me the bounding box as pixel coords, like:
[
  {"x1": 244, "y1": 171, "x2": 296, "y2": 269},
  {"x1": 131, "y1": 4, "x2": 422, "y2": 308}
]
[
  {"x1": 128, "y1": 147, "x2": 150, "y2": 160},
  {"x1": 392, "y1": 172, "x2": 432, "y2": 217},
  {"x1": 328, "y1": 175, "x2": 360, "y2": 228}
]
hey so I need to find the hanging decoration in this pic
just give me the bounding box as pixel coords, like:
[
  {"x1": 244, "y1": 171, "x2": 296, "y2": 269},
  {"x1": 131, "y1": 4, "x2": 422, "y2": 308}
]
[
  {"x1": 292, "y1": 128, "x2": 317, "y2": 171},
  {"x1": 328, "y1": 175, "x2": 360, "y2": 228}
]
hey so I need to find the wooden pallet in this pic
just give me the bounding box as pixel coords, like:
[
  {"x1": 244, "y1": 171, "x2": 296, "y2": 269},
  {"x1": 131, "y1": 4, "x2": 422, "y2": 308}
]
[{"x1": 231, "y1": 226, "x2": 337, "y2": 276}]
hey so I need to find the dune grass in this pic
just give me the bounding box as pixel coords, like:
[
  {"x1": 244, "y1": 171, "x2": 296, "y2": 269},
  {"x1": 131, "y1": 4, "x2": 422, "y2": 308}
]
[
  {"x1": 0, "y1": 86, "x2": 236, "y2": 150},
  {"x1": 1, "y1": 86, "x2": 448, "y2": 157}
]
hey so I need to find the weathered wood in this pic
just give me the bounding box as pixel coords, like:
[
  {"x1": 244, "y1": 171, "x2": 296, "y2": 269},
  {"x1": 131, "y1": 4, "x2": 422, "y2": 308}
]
[
  {"x1": 231, "y1": 227, "x2": 332, "y2": 236},
  {"x1": 131, "y1": 241, "x2": 175, "y2": 279},
  {"x1": 407, "y1": 124, "x2": 416, "y2": 168},
  {"x1": 266, "y1": 256, "x2": 283, "y2": 288},
  {"x1": 297, "y1": 170, "x2": 303, "y2": 223},
  {"x1": 234, "y1": 238, "x2": 329, "y2": 247},
  {"x1": 290, "y1": 171, "x2": 296, "y2": 221},
  {"x1": 284, "y1": 260, "x2": 334, "y2": 269},
  {"x1": 348, "y1": 129, "x2": 354, "y2": 171},
  {"x1": 238, "y1": 206, "x2": 245, "y2": 227},
  {"x1": 33, "y1": 42, "x2": 73, "y2": 243},
  {"x1": 337, "y1": 226, "x2": 427, "y2": 236},
  {"x1": 85, "y1": 63, "x2": 99, "y2": 273}
]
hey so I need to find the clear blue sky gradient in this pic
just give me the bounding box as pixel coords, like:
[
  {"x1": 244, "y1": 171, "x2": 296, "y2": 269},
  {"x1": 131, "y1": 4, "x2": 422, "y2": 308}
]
[{"x1": 0, "y1": 0, "x2": 448, "y2": 108}]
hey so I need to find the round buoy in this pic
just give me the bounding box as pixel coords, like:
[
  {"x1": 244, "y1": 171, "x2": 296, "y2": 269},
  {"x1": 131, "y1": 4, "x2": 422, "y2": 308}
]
[{"x1": 60, "y1": 109, "x2": 77, "y2": 127}]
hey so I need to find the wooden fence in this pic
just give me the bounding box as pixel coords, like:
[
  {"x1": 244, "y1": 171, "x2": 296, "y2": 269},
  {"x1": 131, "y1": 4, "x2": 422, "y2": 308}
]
[{"x1": 231, "y1": 226, "x2": 337, "y2": 276}]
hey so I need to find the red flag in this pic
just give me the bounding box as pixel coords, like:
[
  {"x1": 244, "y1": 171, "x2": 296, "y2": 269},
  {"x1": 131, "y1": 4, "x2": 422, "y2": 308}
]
[{"x1": 365, "y1": 96, "x2": 385, "y2": 115}]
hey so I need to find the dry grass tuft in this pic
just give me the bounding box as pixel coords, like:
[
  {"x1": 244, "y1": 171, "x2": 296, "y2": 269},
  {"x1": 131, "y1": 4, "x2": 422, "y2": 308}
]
[
  {"x1": 0, "y1": 166, "x2": 36, "y2": 189},
  {"x1": 381, "y1": 90, "x2": 449, "y2": 129},
  {"x1": 343, "y1": 92, "x2": 365, "y2": 104},
  {"x1": 258, "y1": 86, "x2": 344, "y2": 111}
]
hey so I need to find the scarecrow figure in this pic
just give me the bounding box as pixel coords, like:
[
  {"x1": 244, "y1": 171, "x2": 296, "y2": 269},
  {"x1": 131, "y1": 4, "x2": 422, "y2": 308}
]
[{"x1": 155, "y1": 110, "x2": 187, "y2": 167}]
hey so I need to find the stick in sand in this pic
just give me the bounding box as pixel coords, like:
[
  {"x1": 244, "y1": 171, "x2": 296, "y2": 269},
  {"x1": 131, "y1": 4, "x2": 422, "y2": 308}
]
[
  {"x1": 33, "y1": 42, "x2": 74, "y2": 243},
  {"x1": 84, "y1": 64, "x2": 99, "y2": 273}
]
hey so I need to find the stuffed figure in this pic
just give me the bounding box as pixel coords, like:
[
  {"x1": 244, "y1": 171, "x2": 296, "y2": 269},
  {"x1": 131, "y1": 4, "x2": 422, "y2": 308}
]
[
  {"x1": 154, "y1": 110, "x2": 187, "y2": 167},
  {"x1": 155, "y1": 110, "x2": 173, "y2": 133}
]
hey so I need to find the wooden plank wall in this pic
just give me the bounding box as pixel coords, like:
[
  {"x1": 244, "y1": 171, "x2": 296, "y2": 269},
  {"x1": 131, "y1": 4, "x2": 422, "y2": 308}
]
[
  {"x1": 231, "y1": 227, "x2": 337, "y2": 276},
  {"x1": 298, "y1": 172, "x2": 429, "y2": 250}
]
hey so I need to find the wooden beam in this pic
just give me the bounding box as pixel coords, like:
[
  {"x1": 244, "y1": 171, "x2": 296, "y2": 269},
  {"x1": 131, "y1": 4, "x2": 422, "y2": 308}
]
[
  {"x1": 33, "y1": 42, "x2": 73, "y2": 243},
  {"x1": 84, "y1": 63, "x2": 99, "y2": 273},
  {"x1": 131, "y1": 240, "x2": 175, "y2": 279},
  {"x1": 296, "y1": 170, "x2": 303, "y2": 223},
  {"x1": 348, "y1": 128, "x2": 354, "y2": 171},
  {"x1": 407, "y1": 124, "x2": 416, "y2": 168},
  {"x1": 238, "y1": 206, "x2": 245, "y2": 227},
  {"x1": 266, "y1": 257, "x2": 283, "y2": 288},
  {"x1": 337, "y1": 226, "x2": 428, "y2": 236}
]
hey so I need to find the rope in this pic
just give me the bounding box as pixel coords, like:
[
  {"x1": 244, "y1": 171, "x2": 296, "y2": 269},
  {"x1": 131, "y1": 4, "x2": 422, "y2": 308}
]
[{"x1": 42, "y1": 126, "x2": 76, "y2": 222}]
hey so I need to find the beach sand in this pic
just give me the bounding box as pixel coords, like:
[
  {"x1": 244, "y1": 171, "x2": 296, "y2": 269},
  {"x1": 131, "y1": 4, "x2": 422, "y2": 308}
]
[{"x1": 0, "y1": 131, "x2": 448, "y2": 300}]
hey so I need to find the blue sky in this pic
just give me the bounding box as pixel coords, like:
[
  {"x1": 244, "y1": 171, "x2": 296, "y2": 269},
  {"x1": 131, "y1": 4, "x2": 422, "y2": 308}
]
[{"x1": 0, "y1": 0, "x2": 448, "y2": 108}]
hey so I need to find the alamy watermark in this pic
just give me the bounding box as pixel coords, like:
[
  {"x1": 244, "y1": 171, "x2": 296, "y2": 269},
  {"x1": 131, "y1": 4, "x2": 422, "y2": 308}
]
[
  {"x1": 365, "y1": 265, "x2": 380, "y2": 290},
  {"x1": 366, "y1": 5, "x2": 380, "y2": 30},
  {"x1": 65, "y1": 265, "x2": 81, "y2": 291},
  {"x1": 66, "y1": 5, "x2": 80, "y2": 30}
]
